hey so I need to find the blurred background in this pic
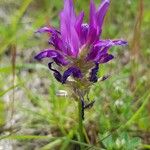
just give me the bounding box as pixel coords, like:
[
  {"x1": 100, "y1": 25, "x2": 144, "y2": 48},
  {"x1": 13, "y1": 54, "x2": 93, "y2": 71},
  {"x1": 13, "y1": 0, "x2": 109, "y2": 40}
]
[{"x1": 0, "y1": 0, "x2": 150, "y2": 149}]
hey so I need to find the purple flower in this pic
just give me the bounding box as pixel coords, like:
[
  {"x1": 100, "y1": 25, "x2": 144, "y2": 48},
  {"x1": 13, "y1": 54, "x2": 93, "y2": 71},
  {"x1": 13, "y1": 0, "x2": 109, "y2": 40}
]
[{"x1": 35, "y1": 0, "x2": 127, "y2": 83}]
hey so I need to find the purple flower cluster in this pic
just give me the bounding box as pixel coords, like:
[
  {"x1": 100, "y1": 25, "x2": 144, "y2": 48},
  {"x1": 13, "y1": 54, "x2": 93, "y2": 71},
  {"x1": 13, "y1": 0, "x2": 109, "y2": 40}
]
[{"x1": 35, "y1": 0, "x2": 127, "y2": 84}]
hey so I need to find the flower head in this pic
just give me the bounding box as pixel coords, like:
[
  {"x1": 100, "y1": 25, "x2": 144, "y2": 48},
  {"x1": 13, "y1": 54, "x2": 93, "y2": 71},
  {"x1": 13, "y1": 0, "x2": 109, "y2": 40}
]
[{"x1": 35, "y1": 0, "x2": 127, "y2": 84}]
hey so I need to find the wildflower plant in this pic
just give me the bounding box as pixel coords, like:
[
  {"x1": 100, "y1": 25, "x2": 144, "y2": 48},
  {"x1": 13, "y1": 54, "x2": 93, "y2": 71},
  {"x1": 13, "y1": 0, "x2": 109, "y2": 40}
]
[{"x1": 34, "y1": 0, "x2": 127, "y2": 146}]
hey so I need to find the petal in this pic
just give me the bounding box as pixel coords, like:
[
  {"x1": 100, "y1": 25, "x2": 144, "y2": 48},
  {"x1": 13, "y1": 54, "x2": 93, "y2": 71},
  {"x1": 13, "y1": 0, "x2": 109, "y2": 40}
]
[
  {"x1": 60, "y1": 0, "x2": 75, "y2": 40},
  {"x1": 92, "y1": 46, "x2": 110, "y2": 61},
  {"x1": 34, "y1": 49, "x2": 68, "y2": 66},
  {"x1": 36, "y1": 26, "x2": 60, "y2": 34},
  {"x1": 62, "y1": 67, "x2": 82, "y2": 83},
  {"x1": 54, "y1": 54, "x2": 68, "y2": 66},
  {"x1": 75, "y1": 12, "x2": 86, "y2": 44},
  {"x1": 69, "y1": 27, "x2": 81, "y2": 56},
  {"x1": 89, "y1": 62, "x2": 99, "y2": 83},
  {"x1": 34, "y1": 49, "x2": 57, "y2": 60},
  {"x1": 87, "y1": 0, "x2": 97, "y2": 44},
  {"x1": 87, "y1": 39, "x2": 127, "y2": 61},
  {"x1": 96, "y1": 0, "x2": 110, "y2": 36},
  {"x1": 60, "y1": 0, "x2": 80, "y2": 57},
  {"x1": 94, "y1": 39, "x2": 128, "y2": 48},
  {"x1": 87, "y1": 0, "x2": 110, "y2": 43},
  {"x1": 80, "y1": 23, "x2": 89, "y2": 45},
  {"x1": 49, "y1": 34, "x2": 65, "y2": 52},
  {"x1": 86, "y1": 46, "x2": 102, "y2": 61},
  {"x1": 48, "y1": 63, "x2": 82, "y2": 84},
  {"x1": 89, "y1": 0, "x2": 96, "y2": 28},
  {"x1": 98, "y1": 53, "x2": 114, "y2": 63},
  {"x1": 75, "y1": 12, "x2": 84, "y2": 35},
  {"x1": 110, "y1": 40, "x2": 128, "y2": 46},
  {"x1": 48, "y1": 62, "x2": 62, "y2": 83},
  {"x1": 87, "y1": 26, "x2": 97, "y2": 44},
  {"x1": 36, "y1": 27, "x2": 62, "y2": 49}
]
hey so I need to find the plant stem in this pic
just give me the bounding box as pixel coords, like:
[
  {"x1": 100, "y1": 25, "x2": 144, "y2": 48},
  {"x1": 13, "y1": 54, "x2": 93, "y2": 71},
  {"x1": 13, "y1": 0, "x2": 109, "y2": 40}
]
[{"x1": 78, "y1": 100, "x2": 84, "y2": 150}]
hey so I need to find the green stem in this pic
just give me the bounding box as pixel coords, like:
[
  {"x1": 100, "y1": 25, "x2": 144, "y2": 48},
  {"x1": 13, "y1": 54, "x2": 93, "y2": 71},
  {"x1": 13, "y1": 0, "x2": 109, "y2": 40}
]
[{"x1": 78, "y1": 100, "x2": 84, "y2": 150}]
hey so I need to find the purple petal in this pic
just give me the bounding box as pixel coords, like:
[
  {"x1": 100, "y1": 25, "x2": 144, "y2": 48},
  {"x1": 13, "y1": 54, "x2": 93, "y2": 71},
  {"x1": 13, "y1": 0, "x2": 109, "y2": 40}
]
[
  {"x1": 34, "y1": 49, "x2": 57, "y2": 60},
  {"x1": 60, "y1": 0, "x2": 80, "y2": 57},
  {"x1": 69, "y1": 26, "x2": 81, "y2": 57},
  {"x1": 110, "y1": 40, "x2": 128, "y2": 46},
  {"x1": 48, "y1": 62, "x2": 62, "y2": 83},
  {"x1": 87, "y1": 0, "x2": 110, "y2": 43},
  {"x1": 62, "y1": 67, "x2": 82, "y2": 83},
  {"x1": 87, "y1": 0, "x2": 97, "y2": 44},
  {"x1": 75, "y1": 12, "x2": 84, "y2": 35},
  {"x1": 94, "y1": 39, "x2": 128, "y2": 48},
  {"x1": 89, "y1": 62, "x2": 99, "y2": 83},
  {"x1": 96, "y1": 0, "x2": 110, "y2": 36},
  {"x1": 89, "y1": 0, "x2": 96, "y2": 29},
  {"x1": 53, "y1": 53, "x2": 68, "y2": 66},
  {"x1": 98, "y1": 53, "x2": 114, "y2": 63},
  {"x1": 34, "y1": 49, "x2": 68, "y2": 66},
  {"x1": 48, "y1": 63, "x2": 82, "y2": 84},
  {"x1": 36, "y1": 26, "x2": 60, "y2": 34},
  {"x1": 75, "y1": 12, "x2": 86, "y2": 45},
  {"x1": 86, "y1": 46, "x2": 102, "y2": 61},
  {"x1": 49, "y1": 34, "x2": 65, "y2": 52},
  {"x1": 87, "y1": 39, "x2": 127, "y2": 61},
  {"x1": 91, "y1": 46, "x2": 110, "y2": 61},
  {"x1": 36, "y1": 27, "x2": 63, "y2": 50},
  {"x1": 80, "y1": 23, "x2": 89, "y2": 45},
  {"x1": 87, "y1": 26, "x2": 97, "y2": 44}
]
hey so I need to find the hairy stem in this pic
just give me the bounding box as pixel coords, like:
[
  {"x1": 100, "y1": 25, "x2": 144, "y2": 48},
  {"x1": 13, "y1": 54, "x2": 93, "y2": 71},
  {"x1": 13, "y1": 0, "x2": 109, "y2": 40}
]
[{"x1": 78, "y1": 100, "x2": 84, "y2": 149}]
